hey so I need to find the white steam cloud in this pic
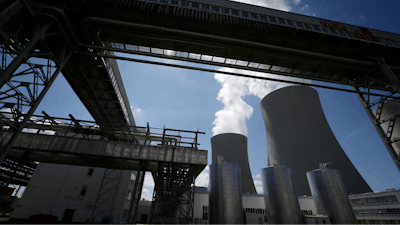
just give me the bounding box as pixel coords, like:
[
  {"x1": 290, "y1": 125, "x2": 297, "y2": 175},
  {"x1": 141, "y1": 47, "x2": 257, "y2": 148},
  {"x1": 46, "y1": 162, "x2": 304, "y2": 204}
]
[{"x1": 212, "y1": 68, "x2": 311, "y2": 136}]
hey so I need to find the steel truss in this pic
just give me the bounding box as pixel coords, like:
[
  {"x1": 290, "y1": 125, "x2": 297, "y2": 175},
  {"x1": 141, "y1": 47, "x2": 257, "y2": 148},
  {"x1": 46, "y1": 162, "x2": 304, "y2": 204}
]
[
  {"x1": 90, "y1": 169, "x2": 123, "y2": 222},
  {"x1": 149, "y1": 162, "x2": 195, "y2": 224},
  {"x1": 354, "y1": 58, "x2": 400, "y2": 172},
  {"x1": 126, "y1": 123, "x2": 150, "y2": 224},
  {"x1": 0, "y1": 3, "x2": 72, "y2": 163}
]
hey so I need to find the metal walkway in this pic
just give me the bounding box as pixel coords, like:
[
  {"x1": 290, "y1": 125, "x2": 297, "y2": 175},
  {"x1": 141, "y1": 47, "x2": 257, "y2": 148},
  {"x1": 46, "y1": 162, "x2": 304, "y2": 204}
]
[{"x1": 1, "y1": 111, "x2": 207, "y2": 223}]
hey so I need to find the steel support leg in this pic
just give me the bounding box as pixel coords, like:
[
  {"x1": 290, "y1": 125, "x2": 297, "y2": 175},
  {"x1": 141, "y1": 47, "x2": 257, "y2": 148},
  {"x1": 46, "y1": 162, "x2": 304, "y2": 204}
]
[
  {"x1": 0, "y1": 51, "x2": 71, "y2": 162},
  {"x1": 126, "y1": 161, "x2": 147, "y2": 224},
  {"x1": 353, "y1": 86, "x2": 400, "y2": 172},
  {"x1": 377, "y1": 58, "x2": 400, "y2": 92},
  {"x1": 0, "y1": 23, "x2": 52, "y2": 86}
]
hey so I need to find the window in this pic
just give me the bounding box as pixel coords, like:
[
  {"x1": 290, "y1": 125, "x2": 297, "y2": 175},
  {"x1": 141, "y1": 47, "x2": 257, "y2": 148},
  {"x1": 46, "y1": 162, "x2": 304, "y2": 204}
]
[
  {"x1": 80, "y1": 185, "x2": 88, "y2": 196},
  {"x1": 122, "y1": 209, "x2": 128, "y2": 219},
  {"x1": 322, "y1": 27, "x2": 330, "y2": 33},
  {"x1": 269, "y1": 17, "x2": 277, "y2": 23},
  {"x1": 251, "y1": 13, "x2": 258, "y2": 19},
  {"x1": 278, "y1": 18, "x2": 286, "y2": 24},
  {"x1": 130, "y1": 172, "x2": 137, "y2": 181},
  {"x1": 223, "y1": 8, "x2": 230, "y2": 14},
  {"x1": 127, "y1": 191, "x2": 132, "y2": 201},
  {"x1": 330, "y1": 29, "x2": 338, "y2": 35},
  {"x1": 305, "y1": 24, "x2": 313, "y2": 29},
  {"x1": 287, "y1": 20, "x2": 295, "y2": 26},
  {"x1": 295, "y1": 21, "x2": 303, "y2": 28},
  {"x1": 314, "y1": 26, "x2": 321, "y2": 31},
  {"x1": 190, "y1": 2, "x2": 199, "y2": 8},
  {"x1": 231, "y1": 10, "x2": 239, "y2": 16},
  {"x1": 87, "y1": 168, "x2": 94, "y2": 176},
  {"x1": 302, "y1": 210, "x2": 313, "y2": 215},
  {"x1": 181, "y1": 1, "x2": 187, "y2": 6},
  {"x1": 242, "y1": 12, "x2": 249, "y2": 18},
  {"x1": 211, "y1": 6, "x2": 219, "y2": 12},
  {"x1": 202, "y1": 206, "x2": 208, "y2": 220},
  {"x1": 170, "y1": 0, "x2": 178, "y2": 4},
  {"x1": 260, "y1": 16, "x2": 268, "y2": 21}
]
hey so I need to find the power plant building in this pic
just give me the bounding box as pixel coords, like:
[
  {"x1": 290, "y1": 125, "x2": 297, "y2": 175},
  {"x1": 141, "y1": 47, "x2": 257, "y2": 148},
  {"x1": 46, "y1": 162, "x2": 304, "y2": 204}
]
[
  {"x1": 211, "y1": 133, "x2": 257, "y2": 194},
  {"x1": 260, "y1": 86, "x2": 372, "y2": 196}
]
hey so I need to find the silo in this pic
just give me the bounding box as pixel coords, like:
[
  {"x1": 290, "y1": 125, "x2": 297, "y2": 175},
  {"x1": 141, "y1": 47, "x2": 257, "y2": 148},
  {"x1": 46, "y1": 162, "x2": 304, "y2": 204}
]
[
  {"x1": 260, "y1": 86, "x2": 371, "y2": 196},
  {"x1": 261, "y1": 165, "x2": 303, "y2": 224},
  {"x1": 306, "y1": 163, "x2": 357, "y2": 224},
  {"x1": 209, "y1": 156, "x2": 244, "y2": 224},
  {"x1": 211, "y1": 133, "x2": 257, "y2": 194},
  {"x1": 373, "y1": 99, "x2": 400, "y2": 156}
]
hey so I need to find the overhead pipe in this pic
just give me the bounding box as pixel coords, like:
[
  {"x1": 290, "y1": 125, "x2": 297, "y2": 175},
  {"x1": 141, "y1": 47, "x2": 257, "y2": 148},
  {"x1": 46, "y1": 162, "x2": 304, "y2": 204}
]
[{"x1": 80, "y1": 51, "x2": 398, "y2": 98}]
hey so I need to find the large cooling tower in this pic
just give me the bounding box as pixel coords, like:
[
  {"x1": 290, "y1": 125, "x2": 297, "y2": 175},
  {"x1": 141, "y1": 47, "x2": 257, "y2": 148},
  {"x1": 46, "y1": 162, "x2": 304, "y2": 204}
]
[
  {"x1": 211, "y1": 133, "x2": 257, "y2": 194},
  {"x1": 260, "y1": 86, "x2": 371, "y2": 196}
]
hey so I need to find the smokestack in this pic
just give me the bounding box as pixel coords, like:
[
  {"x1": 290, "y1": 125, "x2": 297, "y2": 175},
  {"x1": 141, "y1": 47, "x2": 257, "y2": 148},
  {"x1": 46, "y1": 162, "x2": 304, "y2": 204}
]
[{"x1": 260, "y1": 86, "x2": 371, "y2": 196}]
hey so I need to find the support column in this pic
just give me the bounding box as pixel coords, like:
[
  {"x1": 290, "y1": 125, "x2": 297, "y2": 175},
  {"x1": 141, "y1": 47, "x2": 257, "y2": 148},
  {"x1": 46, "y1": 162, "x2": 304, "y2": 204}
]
[{"x1": 353, "y1": 86, "x2": 400, "y2": 172}]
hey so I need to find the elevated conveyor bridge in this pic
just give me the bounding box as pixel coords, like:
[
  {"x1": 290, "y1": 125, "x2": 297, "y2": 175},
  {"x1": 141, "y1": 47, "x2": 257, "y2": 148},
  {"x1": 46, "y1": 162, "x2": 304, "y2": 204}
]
[{"x1": 1, "y1": 111, "x2": 206, "y2": 223}]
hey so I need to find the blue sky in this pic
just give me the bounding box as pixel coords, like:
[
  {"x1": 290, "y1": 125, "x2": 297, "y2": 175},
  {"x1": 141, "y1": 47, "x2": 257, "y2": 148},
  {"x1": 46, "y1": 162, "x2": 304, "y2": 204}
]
[{"x1": 32, "y1": 0, "x2": 400, "y2": 199}]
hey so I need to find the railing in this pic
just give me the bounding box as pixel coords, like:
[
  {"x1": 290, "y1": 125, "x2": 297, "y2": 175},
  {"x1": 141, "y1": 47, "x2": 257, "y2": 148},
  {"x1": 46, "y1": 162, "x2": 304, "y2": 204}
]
[{"x1": 0, "y1": 110, "x2": 205, "y2": 149}]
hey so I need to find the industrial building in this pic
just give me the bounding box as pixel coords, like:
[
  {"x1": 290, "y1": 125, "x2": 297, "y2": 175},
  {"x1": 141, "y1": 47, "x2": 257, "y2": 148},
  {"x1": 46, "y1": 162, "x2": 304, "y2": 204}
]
[
  {"x1": 10, "y1": 163, "x2": 137, "y2": 223},
  {"x1": 2, "y1": 0, "x2": 400, "y2": 223},
  {"x1": 260, "y1": 86, "x2": 372, "y2": 196}
]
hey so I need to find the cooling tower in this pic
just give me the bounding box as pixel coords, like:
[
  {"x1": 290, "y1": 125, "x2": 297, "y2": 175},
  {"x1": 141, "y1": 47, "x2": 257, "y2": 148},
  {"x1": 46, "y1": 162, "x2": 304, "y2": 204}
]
[
  {"x1": 307, "y1": 165, "x2": 357, "y2": 224},
  {"x1": 261, "y1": 165, "x2": 303, "y2": 224},
  {"x1": 260, "y1": 86, "x2": 371, "y2": 196},
  {"x1": 209, "y1": 156, "x2": 244, "y2": 224},
  {"x1": 373, "y1": 99, "x2": 400, "y2": 156},
  {"x1": 211, "y1": 133, "x2": 257, "y2": 194}
]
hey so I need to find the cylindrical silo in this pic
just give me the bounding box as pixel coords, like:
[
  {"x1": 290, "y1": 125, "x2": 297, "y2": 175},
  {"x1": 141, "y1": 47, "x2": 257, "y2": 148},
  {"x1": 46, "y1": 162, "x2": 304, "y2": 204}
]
[
  {"x1": 373, "y1": 99, "x2": 400, "y2": 156},
  {"x1": 260, "y1": 86, "x2": 371, "y2": 196},
  {"x1": 306, "y1": 164, "x2": 357, "y2": 224},
  {"x1": 261, "y1": 165, "x2": 303, "y2": 224},
  {"x1": 209, "y1": 156, "x2": 244, "y2": 224},
  {"x1": 211, "y1": 133, "x2": 257, "y2": 194}
]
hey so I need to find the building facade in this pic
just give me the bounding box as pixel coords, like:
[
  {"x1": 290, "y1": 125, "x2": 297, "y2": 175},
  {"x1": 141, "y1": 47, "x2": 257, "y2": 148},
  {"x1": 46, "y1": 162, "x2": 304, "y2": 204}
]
[{"x1": 10, "y1": 163, "x2": 137, "y2": 223}]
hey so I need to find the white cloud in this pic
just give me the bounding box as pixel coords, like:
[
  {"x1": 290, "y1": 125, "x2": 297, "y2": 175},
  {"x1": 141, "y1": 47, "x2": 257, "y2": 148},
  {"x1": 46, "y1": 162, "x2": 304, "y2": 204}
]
[
  {"x1": 254, "y1": 180, "x2": 263, "y2": 194},
  {"x1": 299, "y1": 4, "x2": 309, "y2": 12},
  {"x1": 130, "y1": 104, "x2": 144, "y2": 125},
  {"x1": 294, "y1": 0, "x2": 301, "y2": 5},
  {"x1": 252, "y1": 174, "x2": 263, "y2": 194},
  {"x1": 195, "y1": 166, "x2": 209, "y2": 187},
  {"x1": 212, "y1": 68, "x2": 311, "y2": 136},
  {"x1": 141, "y1": 188, "x2": 152, "y2": 201},
  {"x1": 231, "y1": 0, "x2": 292, "y2": 11},
  {"x1": 253, "y1": 174, "x2": 261, "y2": 179}
]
